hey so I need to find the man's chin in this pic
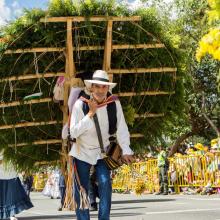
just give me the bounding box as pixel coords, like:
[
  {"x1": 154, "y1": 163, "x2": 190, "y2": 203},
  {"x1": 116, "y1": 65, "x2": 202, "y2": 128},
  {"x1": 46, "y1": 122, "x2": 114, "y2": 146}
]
[
  {"x1": 93, "y1": 96, "x2": 106, "y2": 103},
  {"x1": 98, "y1": 99, "x2": 105, "y2": 103}
]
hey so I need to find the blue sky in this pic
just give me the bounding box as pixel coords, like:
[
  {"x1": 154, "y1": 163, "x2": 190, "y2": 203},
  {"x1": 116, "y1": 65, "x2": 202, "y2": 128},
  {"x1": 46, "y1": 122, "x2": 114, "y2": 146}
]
[{"x1": 0, "y1": 0, "x2": 48, "y2": 26}]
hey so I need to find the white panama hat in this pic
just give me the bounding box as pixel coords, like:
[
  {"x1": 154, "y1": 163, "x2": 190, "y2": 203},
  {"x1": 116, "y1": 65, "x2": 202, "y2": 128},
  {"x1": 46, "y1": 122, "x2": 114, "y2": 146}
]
[{"x1": 84, "y1": 70, "x2": 117, "y2": 90}]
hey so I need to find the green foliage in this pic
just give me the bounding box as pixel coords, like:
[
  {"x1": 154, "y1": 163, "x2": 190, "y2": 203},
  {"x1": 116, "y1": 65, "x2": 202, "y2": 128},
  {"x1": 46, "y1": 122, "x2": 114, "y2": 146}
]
[
  {"x1": 157, "y1": 0, "x2": 220, "y2": 144},
  {"x1": 123, "y1": 104, "x2": 136, "y2": 126},
  {"x1": 0, "y1": 0, "x2": 185, "y2": 171}
]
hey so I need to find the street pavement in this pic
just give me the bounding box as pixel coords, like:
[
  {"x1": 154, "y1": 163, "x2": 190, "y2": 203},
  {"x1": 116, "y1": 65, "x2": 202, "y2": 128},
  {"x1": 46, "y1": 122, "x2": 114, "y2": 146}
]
[{"x1": 17, "y1": 192, "x2": 220, "y2": 220}]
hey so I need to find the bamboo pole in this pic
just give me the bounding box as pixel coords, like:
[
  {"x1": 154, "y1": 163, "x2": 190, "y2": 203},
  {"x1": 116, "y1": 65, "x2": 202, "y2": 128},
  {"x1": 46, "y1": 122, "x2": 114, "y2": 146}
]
[
  {"x1": 0, "y1": 98, "x2": 52, "y2": 108},
  {"x1": 0, "y1": 72, "x2": 65, "y2": 82},
  {"x1": 8, "y1": 134, "x2": 144, "y2": 147},
  {"x1": 40, "y1": 16, "x2": 141, "y2": 23},
  {"x1": 135, "y1": 113, "x2": 165, "y2": 118},
  {"x1": 4, "y1": 43, "x2": 165, "y2": 54},
  {"x1": 63, "y1": 19, "x2": 76, "y2": 125},
  {"x1": 8, "y1": 139, "x2": 62, "y2": 147},
  {"x1": 103, "y1": 20, "x2": 113, "y2": 81},
  {"x1": 0, "y1": 91, "x2": 173, "y2": 109},
  {"x1": 0, "y1": 67, "x2": 175, "y2": 83},
  {"x1": 0, "y1": 120, "x2": 61, "y2": 130},
  {"x1": 130, "y1": 133, "x2": 144, "y2": 138},
  {"x1": 4, "y1": 47, "x2": 65, "y2": 54},
  {"x1": 0, "y1": 113, "x2": 164, "y2": 130},
  {"x1": 116, "y1": 91, "x2": 175, "y2": 96},
  {"x1": 62, "y1": 19, "x2": 76, "y2": 207},
  {"x1": 110, "y1": 67, "x2": 177, "y2": 74},
  {"x1": 112, "y1": 43, "x2": 165, "y2": 49}
]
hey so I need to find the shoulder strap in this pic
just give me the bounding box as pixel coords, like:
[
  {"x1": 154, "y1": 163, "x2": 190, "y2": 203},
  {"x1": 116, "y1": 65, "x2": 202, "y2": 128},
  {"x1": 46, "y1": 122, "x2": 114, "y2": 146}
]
[
  {"x1": 80, "y1": 92, "x2": 117, "y2": 135},
  {"x1": 79, "y1": 90, "x2": 90, "y2": 115},
  {"x1": 107, "y1": 101, "x2": 117, "y2": 135},
  {"x1": 93, "y1": 114, "x2": 105, "y2": 154}
]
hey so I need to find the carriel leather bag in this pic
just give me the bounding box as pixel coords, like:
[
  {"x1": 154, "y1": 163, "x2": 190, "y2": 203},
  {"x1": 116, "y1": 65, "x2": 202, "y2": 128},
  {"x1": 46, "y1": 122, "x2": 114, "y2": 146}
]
[{"x1": 93, "y1": 114, "x2": 123, "y2": 170}]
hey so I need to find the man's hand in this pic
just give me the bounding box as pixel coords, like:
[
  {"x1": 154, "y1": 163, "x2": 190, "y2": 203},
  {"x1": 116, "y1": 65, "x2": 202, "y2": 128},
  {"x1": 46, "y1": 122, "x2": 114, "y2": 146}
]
[
  {"x1": 87, "y1": 99, "x2": 98, "y2": 118},
  {"x1": 122, "y1": 155, "x2": 134, "y2": 164}
]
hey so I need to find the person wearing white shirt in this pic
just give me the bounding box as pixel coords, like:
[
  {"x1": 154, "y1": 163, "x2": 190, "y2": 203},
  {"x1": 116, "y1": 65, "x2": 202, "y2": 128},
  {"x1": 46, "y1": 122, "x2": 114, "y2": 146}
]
[{"x1": 69, "y1": 70, "x2": 134, "y2": 220}]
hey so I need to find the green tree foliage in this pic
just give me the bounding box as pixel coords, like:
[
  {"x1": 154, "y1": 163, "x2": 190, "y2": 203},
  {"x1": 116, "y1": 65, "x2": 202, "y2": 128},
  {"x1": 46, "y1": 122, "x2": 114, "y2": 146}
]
[{"x1": 145, "y1": 0, "x2": 220, "y2": 155}]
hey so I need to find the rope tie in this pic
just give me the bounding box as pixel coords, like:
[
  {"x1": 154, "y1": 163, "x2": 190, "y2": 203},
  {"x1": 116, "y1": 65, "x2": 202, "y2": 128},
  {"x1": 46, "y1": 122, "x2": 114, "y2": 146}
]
[
  {"x1": 14, "y1": 127, "x2": 17, "y2": 153},
  {"x1": 47, "y1": 142, "x2": 49, "y2": 155},
  {"x1": 9, "y1": 80, "x2": 13, "y2": 101},
  {"x1": 29, "y1": 104, "x2": 35, "y2": 121},
  {"x1": 34, "y1": 52, "x2": 42, "y2": 93},
  {"x1": 2, "y1": 107, "x2": 7, "y2": 124},
  {"x1": 74, "y1": 22, "x2": 81, "y2": 63}
]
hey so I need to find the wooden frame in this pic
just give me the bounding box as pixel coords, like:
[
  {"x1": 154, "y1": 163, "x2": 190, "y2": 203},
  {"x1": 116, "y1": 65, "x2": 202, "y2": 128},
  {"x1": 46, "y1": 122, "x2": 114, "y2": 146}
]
[
  {"x1": 4, "y1": 43, "x2": 165, "y2": 54},
  {"x1": 0, "y1": 15, "x2": 177, "y2": 150},
  {"x1": 8, "y1": 133, "x2": 144, "y2": 147}
]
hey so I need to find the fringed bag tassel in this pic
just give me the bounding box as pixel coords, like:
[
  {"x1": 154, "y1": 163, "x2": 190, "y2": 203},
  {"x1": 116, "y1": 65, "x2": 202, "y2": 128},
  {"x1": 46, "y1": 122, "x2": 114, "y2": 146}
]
[
  {"x1": 73, "y1": 161, "x2": 90, "y2": 210},
  {"x1": 79, "y1": 186, "x2": 90, "y2": 210},
  {"x1": 63, "y1": 157, "x2": 76, "y2": 210}
]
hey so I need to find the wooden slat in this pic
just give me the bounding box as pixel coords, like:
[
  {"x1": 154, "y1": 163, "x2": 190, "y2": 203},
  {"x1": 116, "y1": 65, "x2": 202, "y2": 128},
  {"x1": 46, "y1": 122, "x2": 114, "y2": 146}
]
[
  {"x1": 112, "y1": 43, "x2": 165, "y2": 49},
  {"x1": 8, "y1": 134, "x2": 144, "y2": 147},
  {"x1": 0, "y1": 72, "x2": 65, "y2": 82},
  {"x1": 103, "y1": 20, "x2": 113, "y2": 81},
  {"x1": 40, "y1": 16, "x2": 141, "y2": 23},
  {"x1": 0, "y1": 98, "x2": 52, "y2": 108},
  {"x1": 4, "y1": 47, "x2": 65, "y2": 54},
  {"x1": 0, "y1": 91, "x2": 173, "y2": 109},
  {"x1": 35, "y1": 160, "x2": 60, "y2": 165},
  {"x1": 116, "y1": 91, "x2": 175, "y2": 96},
  {"x1": 135, "y1": 113, "x2": 165, "y2": 118},
  {"x1": 110, "y1": 67, "x2": 177, "y2": 74},
  {"x1": 0, "y1": 67, "x2": 175, "y2": 83},
  {"x1": 63, "y1": 19, "x2": 75, "y2": 126},
  {"x1": 0, "y1": 120, "x2": 61, "y2": 130},
  {"x1": 67, "y1": 19, "x2": 76, "y2": 78},
  {"x1": 130, "y1": 133, "x2": 144, "y2": 138},
  {"x1": 8, "y1": 139, "x2": 62, "y2": 147},
  {"x1": 4, "y1": 44, "x2": 165, "y2": 54}
]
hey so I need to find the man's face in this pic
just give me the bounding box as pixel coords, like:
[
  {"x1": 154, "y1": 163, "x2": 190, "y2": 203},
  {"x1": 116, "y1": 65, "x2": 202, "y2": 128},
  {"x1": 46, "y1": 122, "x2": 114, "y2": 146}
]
[{"x1": 91, "y1": 83, "x2": 109, "y2": 103}]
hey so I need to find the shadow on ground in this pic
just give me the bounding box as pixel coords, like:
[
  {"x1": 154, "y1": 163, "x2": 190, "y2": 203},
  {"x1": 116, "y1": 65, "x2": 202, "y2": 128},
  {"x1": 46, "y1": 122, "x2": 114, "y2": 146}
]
[
  {"x1": 19, "y1": 212, "x2": 143, "y2": 219},
  {"x1": 112, "y1": 199, "x2": 175, "y2": 204}
]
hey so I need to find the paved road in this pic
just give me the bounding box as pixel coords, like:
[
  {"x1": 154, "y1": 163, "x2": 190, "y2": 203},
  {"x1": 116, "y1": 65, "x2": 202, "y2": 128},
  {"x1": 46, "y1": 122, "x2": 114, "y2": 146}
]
[{"x1": 17, "y1": 192, "x2": 220, "y2": 220}]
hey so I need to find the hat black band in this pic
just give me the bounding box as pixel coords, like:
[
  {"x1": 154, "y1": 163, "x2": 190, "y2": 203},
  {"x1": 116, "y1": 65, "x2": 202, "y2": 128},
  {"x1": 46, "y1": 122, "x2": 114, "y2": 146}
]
[{"x1": 92, "y1": 77, "x2": 109, "y2": 82}]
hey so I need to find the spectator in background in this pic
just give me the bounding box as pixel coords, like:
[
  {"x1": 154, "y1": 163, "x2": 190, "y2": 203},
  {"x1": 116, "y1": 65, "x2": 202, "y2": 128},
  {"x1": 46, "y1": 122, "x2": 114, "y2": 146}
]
[
  {"x1": 58, "y1": 169, "x2": 66, "y2": 211},
  {"x1": 0, "y1": 150, "x2": 33, "y2": 220},
  {"x1": 155, "y1": 148, "x2": 169, "y2": 195},
  {"x1": 20, "y1": 171, "x2": 33, "y2": 198}
]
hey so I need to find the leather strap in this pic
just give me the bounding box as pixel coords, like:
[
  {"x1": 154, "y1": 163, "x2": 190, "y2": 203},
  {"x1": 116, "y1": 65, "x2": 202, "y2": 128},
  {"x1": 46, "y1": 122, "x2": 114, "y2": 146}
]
[{"x1": 93, "y1": 114, "x2": 105, "y2": 154}]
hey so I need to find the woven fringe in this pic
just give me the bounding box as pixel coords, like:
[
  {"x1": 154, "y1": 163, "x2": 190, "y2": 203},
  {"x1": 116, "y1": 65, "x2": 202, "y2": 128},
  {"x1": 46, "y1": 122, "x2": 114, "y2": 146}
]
[
  {"x1": 79, "y1": 186, "x2": 90, "y2": 210},
  {"x1": 63, "y1": 160, "x2": 76, "y2": 211},
  {"x1": 63, "y1": 158, "x2": 90, "y2": 211}
]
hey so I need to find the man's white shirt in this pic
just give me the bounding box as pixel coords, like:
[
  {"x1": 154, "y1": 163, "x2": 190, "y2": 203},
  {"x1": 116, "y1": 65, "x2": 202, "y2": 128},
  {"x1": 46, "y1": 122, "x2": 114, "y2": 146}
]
[{"x1": 69, "y1": 99, "x2": 133, "y2": 165}]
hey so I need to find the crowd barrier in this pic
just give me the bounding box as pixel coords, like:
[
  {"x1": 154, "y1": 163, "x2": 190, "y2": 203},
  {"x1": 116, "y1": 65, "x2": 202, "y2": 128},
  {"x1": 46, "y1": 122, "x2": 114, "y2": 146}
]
[{"x1": 112, "y1": 153, "x2": 220, "y2": 193}]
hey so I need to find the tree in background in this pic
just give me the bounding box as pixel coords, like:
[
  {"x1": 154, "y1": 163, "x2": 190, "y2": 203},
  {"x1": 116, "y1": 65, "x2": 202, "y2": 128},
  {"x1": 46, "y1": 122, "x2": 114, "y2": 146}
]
[{"x1": 141, "y1": 0, "x2": 220, "y2": 155}]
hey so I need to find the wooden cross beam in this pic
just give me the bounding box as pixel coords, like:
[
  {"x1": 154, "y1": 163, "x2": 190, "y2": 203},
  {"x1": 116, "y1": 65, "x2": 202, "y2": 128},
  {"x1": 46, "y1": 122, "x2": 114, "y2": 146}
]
[{"x1": 40, "y1": 16, "x2": 141, "y2": 23}]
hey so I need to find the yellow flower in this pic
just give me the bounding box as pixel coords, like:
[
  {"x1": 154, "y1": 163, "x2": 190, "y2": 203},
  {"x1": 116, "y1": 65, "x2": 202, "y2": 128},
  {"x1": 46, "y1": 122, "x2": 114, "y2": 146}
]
[
  {"x1": 194, "y1": 143, "x2": 204, "y2": 151},
  {"x1": 196, "y1": 28, "x2": 220, "y2": 61},
  {"x1": 134, "y1": 178, "x2": 146, "y2": 195}
]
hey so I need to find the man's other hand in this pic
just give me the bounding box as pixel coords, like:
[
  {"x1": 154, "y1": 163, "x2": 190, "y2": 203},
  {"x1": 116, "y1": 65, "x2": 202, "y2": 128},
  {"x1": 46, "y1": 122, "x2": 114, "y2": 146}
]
[{"x1": 122, "y1": 155, "x2": 134, "y2": 164}]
